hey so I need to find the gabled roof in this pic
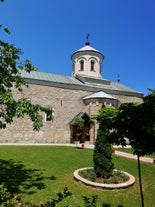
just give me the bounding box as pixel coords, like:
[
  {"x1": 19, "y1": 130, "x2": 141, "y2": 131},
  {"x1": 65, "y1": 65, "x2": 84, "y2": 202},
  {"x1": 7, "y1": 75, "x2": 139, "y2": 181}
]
[
  {"x1": 68, "y1": 112, "x2": 90, "y2": 125},
  {"x1": 83, "y1": 91, "x2": 117, "y2": 100}
]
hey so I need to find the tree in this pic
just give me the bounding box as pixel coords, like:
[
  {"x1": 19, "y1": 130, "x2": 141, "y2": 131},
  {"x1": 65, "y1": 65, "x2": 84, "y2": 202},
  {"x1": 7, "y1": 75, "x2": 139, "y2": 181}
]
[
  {"x1": 93, "y1": 127, "x2": 114, "y2": 178},
  {"x1": 93, "y1": 106, "x2": 117, "y2": 178},
  {"x1": 0, "y1": 9, "x2": 53, "y2": 130},
  {"x1": 110, "y1": 89, "x2": 155, "y2": 207},
  {"x1": 73, "y1": 116, "x2": 85, "y2": 132}
]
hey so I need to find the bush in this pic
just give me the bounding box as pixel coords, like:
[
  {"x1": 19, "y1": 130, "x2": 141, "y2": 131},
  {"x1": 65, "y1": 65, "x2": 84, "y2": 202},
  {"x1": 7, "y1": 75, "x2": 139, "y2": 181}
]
[
  {"x1": 0, "y1": 185, "x2": 72, "y2": 207},
  {"x1": 0, "y1": 185, "x2": 11, "y2": 204},
  {"x1": 79, "y1": 169, "x2": 96, "y2": 182},
  {"x1": 0, "y1": 185, "x2": 99, "y2": 207},
  {"x1": 103, "y1": 171, "x2": 129, "y2": 184}
]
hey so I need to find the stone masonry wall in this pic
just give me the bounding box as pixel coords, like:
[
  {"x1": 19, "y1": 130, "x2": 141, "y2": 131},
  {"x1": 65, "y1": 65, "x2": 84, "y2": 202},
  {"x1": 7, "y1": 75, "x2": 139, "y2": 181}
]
[
  {"x1": 0, "y1": 84, "x2": 89, "y2": 143},
  {"x1": 0, "y1": 83, "x2": 143, "y2": 143}
]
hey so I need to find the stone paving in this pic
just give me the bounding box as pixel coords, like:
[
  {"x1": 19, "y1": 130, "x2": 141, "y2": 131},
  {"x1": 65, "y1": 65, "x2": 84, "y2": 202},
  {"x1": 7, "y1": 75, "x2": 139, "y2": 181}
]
[
  {"x1": 115, "y1": 150, "x2": 154, "y2": 164},
  {"x1": 84, "y1": 144, "x2": 155, "y2": 164}
]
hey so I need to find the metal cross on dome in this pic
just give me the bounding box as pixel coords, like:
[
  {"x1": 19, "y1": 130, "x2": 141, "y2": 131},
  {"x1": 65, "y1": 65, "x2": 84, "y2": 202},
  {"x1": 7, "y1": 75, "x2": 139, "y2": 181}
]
[
  {"x1": 86, "y1": 33, "x2": 90, "y2": 42},
  {"x1": 85, "y1": 33, "x2": 90, "y2": 45}
]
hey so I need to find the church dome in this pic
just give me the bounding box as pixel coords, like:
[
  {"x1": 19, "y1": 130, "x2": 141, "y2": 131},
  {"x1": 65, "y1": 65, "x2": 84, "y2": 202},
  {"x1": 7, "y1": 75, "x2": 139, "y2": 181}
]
[
  {"x1": 76, "y1": 44, "x2": 99, "y2": 52},
  {"x1": 71, "y1": 41, "x2": 104, "y2": 60},
  {"x1": 71, "y1": 41, "x2": 104, "y2": 79}
]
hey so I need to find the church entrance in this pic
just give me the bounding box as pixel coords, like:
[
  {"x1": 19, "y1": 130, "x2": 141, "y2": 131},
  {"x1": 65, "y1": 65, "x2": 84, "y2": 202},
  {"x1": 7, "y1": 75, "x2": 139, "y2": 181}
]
[{"x1": 69, "y1": 112, "x2": 92, "y2": 144}]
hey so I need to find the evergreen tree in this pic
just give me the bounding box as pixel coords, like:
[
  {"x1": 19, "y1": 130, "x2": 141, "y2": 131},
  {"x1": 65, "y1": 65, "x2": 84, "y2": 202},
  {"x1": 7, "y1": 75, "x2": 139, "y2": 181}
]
[
  {"x1": 93, "y1": 127, "x2": 114, "y2": 178},
  {"x1": 93, "y1": 106, "x2": 117, "y2": 178}
]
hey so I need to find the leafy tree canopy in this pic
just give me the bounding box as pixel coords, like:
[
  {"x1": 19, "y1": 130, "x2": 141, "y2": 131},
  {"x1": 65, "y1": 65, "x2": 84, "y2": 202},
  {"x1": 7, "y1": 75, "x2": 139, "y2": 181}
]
[
  {"x1": 110, "y1": 89, "x2": 155, "y2": 156},
  {"x1": 0, "y1": 16, "x2": 53, "y2": 130},
  {"x1": 97, "y1": 105, "x2": 118, "y2": 131},
  {"x1": 73, "y1": 116, "x2": 84, "y2": 131}
]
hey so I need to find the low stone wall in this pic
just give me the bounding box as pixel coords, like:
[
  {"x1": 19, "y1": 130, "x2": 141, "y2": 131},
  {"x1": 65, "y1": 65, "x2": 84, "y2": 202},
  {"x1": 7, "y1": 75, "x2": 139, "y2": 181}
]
[{"x1": 73, "y1": 167, "x2": 135, "y2": 189}]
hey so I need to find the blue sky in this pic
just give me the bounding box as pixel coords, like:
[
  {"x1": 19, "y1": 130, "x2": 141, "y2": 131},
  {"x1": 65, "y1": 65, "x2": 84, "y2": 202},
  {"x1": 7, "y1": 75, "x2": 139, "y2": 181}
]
[{"x1": 0, "y1": 0, "x2": 155, "y2": 95}]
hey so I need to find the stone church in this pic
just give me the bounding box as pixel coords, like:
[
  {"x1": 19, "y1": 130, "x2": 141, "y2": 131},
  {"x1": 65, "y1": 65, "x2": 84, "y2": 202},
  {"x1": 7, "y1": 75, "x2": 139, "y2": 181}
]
[{"x1": 0, "y1": 41, "x2": 143, "y2": 144}]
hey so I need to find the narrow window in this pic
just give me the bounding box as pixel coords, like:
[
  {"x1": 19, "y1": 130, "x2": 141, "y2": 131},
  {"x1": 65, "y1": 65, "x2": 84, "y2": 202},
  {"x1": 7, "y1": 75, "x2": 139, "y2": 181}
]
[
  {"x1": 90, "y1": 60, "x2": 95, "y2": 71},
  {"x1": 80, "y1": 60, "x2": 84, "y2": 71},
  {"x1": 45, "y1": 109, "x2": 54, "y2": 122}
]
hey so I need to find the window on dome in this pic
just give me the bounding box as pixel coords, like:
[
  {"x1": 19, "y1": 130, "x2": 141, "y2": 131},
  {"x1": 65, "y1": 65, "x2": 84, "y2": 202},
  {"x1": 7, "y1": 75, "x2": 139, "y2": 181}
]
[
  {"x1": 80, "y1": 60, "x2": 84, "y2": 71},
  {"x1": 90, "y1": 60, "x2": 95, "y2": 71}
]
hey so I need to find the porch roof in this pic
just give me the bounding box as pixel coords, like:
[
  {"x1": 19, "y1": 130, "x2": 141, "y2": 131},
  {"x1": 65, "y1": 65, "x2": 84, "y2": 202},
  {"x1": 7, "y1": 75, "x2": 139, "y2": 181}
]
[
  {"x1": 83, "y1": 91, "x2": 118, "y2": 100},
  {"x1": 68, "y1": 112, "x2": 90, "y2": 125}
]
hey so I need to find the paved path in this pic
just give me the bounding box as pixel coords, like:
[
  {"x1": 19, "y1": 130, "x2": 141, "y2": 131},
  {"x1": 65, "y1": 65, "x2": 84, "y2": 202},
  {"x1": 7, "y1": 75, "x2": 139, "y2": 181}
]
[
  {"x1": 0, "y1": 143, "x2": 154, "y2": 164},
  {"x1": 84, "y1": 144, "x2": 155, "y2": 164},
  {"x1": 115, "y1": 150, "x2": 154, "y2": 164}
]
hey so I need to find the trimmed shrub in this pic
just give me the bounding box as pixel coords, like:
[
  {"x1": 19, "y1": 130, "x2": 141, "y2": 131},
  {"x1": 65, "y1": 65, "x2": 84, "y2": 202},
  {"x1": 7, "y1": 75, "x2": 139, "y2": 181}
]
[{"x1": 93, "y1": 128, "x2": 114, "y2": 178}]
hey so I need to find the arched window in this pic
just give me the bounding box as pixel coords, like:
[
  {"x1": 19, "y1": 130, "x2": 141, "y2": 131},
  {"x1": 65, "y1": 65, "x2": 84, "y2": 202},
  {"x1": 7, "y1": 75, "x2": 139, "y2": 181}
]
[
  {"x1": 90, "y1": 60, "x2": 95, "y2": 71},
  {"x1": 80, "y1": 60, "x2": 84, "y2": 71}
]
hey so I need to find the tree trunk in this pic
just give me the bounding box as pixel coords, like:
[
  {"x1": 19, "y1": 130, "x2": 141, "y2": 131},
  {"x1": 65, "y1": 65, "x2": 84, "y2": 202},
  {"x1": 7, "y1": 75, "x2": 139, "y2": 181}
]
[{"x1": 137, "y1": 154, "x2": 144, "y2": 207}]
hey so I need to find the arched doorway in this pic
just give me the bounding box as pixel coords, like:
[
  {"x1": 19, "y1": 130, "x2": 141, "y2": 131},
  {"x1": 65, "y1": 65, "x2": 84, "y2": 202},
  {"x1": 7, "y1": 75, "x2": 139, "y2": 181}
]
[{"x1": 69, "y1": 112, "x2": 93, "y2": 144}]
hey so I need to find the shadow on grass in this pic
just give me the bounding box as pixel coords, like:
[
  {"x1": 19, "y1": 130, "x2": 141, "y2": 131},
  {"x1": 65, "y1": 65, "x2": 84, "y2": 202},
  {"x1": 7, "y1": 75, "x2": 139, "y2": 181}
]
[
  {"x1": 102, "y1": 205, "x2": 124, "y2": 207},
  {"x1": 0, "y1": 159, "x2": 56, "y2": 195},
  {"x1": 83, "y1": 195, "x2": 124, "y2": 207}
]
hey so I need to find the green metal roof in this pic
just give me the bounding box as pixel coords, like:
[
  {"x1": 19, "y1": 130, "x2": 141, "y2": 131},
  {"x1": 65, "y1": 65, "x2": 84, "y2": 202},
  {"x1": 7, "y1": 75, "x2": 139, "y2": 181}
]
[
  {"x1": 21, "y1": 70, "x2": 83, "y2": 85},
  {"x1": 21, "y1": 70, "x2": 142, "y2": 96},
  {"x1": 111, "y1": 82, "x2": 142, "y2": 94}
]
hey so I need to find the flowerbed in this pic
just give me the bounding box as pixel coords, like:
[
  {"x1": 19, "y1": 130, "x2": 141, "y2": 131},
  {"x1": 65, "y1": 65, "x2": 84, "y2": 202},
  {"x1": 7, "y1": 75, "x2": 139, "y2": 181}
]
[{"x1": 79, "y1": 168, "x2": 129, "y2": 184}]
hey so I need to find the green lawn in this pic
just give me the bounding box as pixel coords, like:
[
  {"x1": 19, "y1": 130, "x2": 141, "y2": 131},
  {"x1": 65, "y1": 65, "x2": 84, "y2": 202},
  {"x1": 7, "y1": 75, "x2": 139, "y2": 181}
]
[{"x1": 0, "y1": 146, "x2": 155, "y2": 207}]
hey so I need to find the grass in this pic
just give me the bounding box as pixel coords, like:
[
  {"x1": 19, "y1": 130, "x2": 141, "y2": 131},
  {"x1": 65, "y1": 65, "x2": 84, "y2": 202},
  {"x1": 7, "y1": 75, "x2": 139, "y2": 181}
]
[
  {"x1": 116, "y1": 147, "x2": 155, "y2": 158},
  {"x1": 0, "y1": 146, "x2": 154, "y2": 207}
]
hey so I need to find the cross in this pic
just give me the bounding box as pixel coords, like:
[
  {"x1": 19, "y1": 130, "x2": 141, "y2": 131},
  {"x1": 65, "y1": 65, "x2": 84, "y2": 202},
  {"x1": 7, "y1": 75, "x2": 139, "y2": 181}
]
[{"x1": 86, "y1": 33, "x2": 90, "y2": 42}]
